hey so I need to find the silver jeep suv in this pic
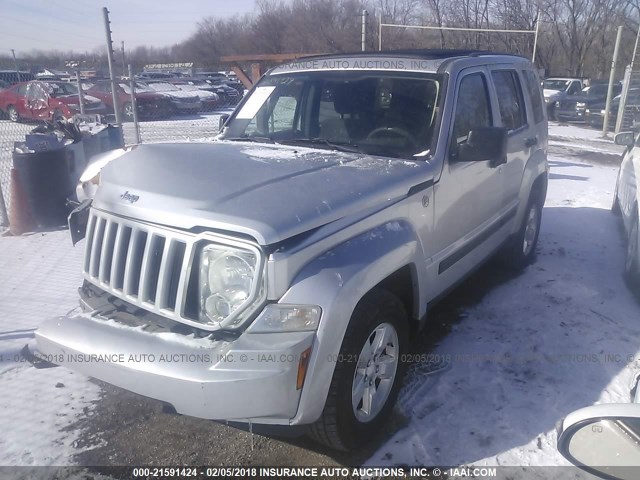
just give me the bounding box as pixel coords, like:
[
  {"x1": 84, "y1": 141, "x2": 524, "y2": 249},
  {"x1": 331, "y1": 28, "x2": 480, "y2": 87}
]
[{"x1": 35, "y1": 50, "x2": 548, "y2": 450}]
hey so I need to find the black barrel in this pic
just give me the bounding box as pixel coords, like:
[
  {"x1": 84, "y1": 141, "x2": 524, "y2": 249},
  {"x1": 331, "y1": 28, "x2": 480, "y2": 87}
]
[{"x1": 12, "y1": 147, "x2": 75, "y2": 228}]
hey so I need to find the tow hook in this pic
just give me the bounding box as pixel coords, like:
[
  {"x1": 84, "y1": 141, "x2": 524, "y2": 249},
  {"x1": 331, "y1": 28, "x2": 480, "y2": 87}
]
[{"x1": 20, "y1": 344, "x2": 59, "y2": 369}]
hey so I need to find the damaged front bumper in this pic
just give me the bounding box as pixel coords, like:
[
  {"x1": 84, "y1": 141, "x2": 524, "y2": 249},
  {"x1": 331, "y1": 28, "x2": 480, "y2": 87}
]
[{"x1": 35, "y1": 312, "x2": 315, "y2": 424}]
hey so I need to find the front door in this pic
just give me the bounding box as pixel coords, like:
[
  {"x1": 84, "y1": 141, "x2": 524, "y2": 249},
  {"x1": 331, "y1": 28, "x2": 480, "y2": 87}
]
[{"x1": 428, "y1": 67, "x2": 505, "y2": 299}]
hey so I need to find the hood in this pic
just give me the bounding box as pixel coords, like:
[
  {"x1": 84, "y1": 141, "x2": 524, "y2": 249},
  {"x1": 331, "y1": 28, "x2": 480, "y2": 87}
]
[
  {"x1": 543, "y1": 89, "x2": 562, "y2": 99},
  {"x1": 94, "y1": 142, "x2": 433, "y2": 245}
]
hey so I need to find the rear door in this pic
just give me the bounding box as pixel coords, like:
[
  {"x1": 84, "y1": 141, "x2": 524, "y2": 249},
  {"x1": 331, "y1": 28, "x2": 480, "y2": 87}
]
[{"x1": 489, "y1": 68, "x2": 537, "y2": 213}]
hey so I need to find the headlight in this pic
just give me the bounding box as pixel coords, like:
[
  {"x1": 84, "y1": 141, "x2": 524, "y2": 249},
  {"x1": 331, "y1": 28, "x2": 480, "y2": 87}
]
[
  {"x1": 199, "y1": 244, "x2": 263, "y2": 328},
  {"x1": 555, "y1": 101, "x2": 560, "y2": 107},
  {"x1": 545, "y1": 97, "x2": 551, "y2": 103},
  {"x1": 247, "y1": 305, "x2": 322, "y2": 333},
  {"x1": 576, "y1": 102, "x2": 586, "y2": 108}
]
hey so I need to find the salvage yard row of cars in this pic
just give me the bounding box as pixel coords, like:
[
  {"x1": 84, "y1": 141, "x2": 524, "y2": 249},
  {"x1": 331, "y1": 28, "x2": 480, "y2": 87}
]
[{"x1": 0, "y1": 75, "x2": 243, "y2": 122}]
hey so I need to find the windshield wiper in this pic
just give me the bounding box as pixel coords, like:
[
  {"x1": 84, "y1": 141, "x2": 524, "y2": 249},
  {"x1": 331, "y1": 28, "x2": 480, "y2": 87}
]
[
  {"x1": 279, "y1": 138, "x2": 363, "y2": 153},
  {"x1": 225, "y1": 136, "x2": 277, "y2": 144}
]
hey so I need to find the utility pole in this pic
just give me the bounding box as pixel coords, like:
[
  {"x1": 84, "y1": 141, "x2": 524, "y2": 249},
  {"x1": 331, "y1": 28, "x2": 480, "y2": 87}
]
[
  {"x1": 128, "y1": 64, "x2": 140, "y2": 144},
  {"x1": 103, "y1": 7, "x2": 122, "y2": 125},
  {"x1": 76, "y1": 70, "x2": 85, "y2": 114},
  {"x1": 10, "y1": 49, "x2": 20, "y2": 83},
  {"x1": 603, "y1": 26, "x2": 623, "y2": 136},
  {"x1": 361, "y1": 10, "x2": 368, "y2": 52},
  {"x1": 121, "y1": 41, "x2": 126, "y2": 78}
]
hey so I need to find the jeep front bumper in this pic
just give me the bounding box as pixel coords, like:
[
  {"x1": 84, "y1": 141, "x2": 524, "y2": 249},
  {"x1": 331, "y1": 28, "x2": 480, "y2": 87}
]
[{"x1": 35, "y1": 313, "x2": 314, "y2": 424}]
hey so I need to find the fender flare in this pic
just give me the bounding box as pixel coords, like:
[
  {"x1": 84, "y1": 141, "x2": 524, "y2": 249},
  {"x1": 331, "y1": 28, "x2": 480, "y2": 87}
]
[
  {"x1": 279, "y1": 219, "x2": 424, "y2": 425},
  {"x1": 513, "y1": 149, "x2": 548, "y2": 232}
]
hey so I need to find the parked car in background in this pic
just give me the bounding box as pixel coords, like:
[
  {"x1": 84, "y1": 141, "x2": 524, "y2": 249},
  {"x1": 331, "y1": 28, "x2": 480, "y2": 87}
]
[
  {"x1": 165, "y1": 80, "x2": 221, "y2": 111},
  {"x1": 543, "y1": 77, "x2": 586, "y2": 120},
  {"x1": 0, "y1": 80, "x2": 105, "y2": 122},
  {"x1": 556, "y1": 82, "x2": 621, "y2": 122},
  {"x1": 612, "y1": 131, "x2": 640, "y2": 289},
  {"x1": 141, "y1": 81, "x2": 202, "y2": 114},
  {"x1": 195, "y1": 71, "x2": 244, "y2": 97},
  {"x1": 86, "y1": 80, "x2": 173, "y2": 120},
  {"x1": 586, "y1": 89, "x2": 640, "y2": 130}
]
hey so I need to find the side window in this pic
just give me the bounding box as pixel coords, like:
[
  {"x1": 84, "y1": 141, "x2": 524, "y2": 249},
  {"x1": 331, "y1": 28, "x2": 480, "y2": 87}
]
[
  {"x1": 451, "y1": 73, "x2": 492, "y2": 147},
  {"x1": 568, "y1": 81, "x2": 581, "y2": 95},
  {"x1": 17, "y1": 84, "x2": 27, "y2": 96},
  {"x1": 522, "y1": 70, "x2": 544, "y2": 124},
  {"x1": 492, "y1": 70, "x2": 527, "y2": 131}
]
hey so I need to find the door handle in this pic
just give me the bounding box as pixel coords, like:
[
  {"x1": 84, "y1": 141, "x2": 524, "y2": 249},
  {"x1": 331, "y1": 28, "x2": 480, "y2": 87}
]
[{"x1": 525, "y1": 137, "x2": 538, "y2": 148}]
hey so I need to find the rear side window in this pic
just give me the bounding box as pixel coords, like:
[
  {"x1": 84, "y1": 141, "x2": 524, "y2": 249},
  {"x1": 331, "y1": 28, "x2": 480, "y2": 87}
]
[
  {"x1": 451, "y1": 73, "x2": 492, "y2": 146},
  {"x1": 492, "y1": 70, "x2": 527, "y2": 130},
  {"x1": 522, "y1": 70, "x2": 544, "y2": 124}
]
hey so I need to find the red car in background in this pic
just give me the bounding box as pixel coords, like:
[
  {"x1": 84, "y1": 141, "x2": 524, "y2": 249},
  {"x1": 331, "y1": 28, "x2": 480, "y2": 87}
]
[
  {"x1": 86, "y1": 80, "x2": 173, "y2": 120},
  {"x1": 0, "y1": 80, "x2": 106, "y2": 122}
]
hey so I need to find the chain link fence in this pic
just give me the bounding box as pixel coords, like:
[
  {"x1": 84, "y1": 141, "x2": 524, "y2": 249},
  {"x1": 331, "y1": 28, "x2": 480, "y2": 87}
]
[
  {"x1": 0, "y1": 75, "x2": 245, "y2": 228},
  {"x1": 0, "y1": 120, "x2": 31, "y2": 227}
]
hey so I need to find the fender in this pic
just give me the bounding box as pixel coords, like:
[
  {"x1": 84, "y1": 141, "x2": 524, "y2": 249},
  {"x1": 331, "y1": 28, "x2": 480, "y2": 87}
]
[
  {"x1": 278, "y1": 220, "x2": 424, "y2": 425},
  {"x1": 512, "y1": 148, "x2": 548, "y2": 234}
]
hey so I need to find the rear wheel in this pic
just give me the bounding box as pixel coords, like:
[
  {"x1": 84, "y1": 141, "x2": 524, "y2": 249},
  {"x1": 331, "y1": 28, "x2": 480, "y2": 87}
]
[
  {"x1": 7, "y1": 105, "x2": 19, "y2": 122},
  {"x1": 309, "y1": 289, "x2": 408, "y2": 451},
  {"x1": 499, "y1": 188, "x2": 543, "y2": 270},
  {"x1": 625, "y1": 213, "x2": 640, "y2": 289}
]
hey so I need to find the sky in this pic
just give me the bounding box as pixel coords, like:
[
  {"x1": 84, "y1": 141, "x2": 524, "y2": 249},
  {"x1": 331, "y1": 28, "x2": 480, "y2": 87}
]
[{"x1": 0, "y1": 0, "x2": 258, "y2": 55}]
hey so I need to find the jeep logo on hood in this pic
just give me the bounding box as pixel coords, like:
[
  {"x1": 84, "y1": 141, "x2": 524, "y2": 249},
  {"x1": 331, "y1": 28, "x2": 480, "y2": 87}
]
[{"x1": 120, "y1": 191, "x2": 140, "y2": 204}]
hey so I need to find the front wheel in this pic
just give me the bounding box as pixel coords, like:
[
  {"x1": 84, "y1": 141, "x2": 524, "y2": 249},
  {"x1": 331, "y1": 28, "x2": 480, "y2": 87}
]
[
  {"x1": 625, "y1": 213, "x2": 640, "y2": 289},
  {"x1": 7, "y1": 105, "x2": 19, "y2": 122},
  {"x1": 309, "y1": 289, "x2": 408, "y2": 451}
]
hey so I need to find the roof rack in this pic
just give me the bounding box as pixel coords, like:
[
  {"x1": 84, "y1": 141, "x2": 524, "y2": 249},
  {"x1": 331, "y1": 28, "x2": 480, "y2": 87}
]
[{"x1": 300, "y1": 49, "x2": 525, "y2": 61}]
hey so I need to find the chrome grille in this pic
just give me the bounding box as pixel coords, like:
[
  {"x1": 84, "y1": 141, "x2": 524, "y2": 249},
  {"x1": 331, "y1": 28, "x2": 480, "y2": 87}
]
[{"x1": 83, "y1": 209, "x2": 192, "y2": 322}]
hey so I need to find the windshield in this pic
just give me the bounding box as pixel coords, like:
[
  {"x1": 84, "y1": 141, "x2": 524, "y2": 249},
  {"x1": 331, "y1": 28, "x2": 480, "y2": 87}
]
[
  {"x1": 223, "y1": 71, "x2": 442, "y2": 159},
  {"x1": 46, "y1": 82, "x2": 78, "y2": 97},
  {"x1": 543, "y1": 79, "x2": 570, "y2": 91}
]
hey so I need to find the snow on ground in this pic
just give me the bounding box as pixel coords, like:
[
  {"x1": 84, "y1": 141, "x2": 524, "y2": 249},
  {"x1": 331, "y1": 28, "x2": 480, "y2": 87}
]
[
  {"x1": 549, "y1": 122, "x2": 618, "y2": 144},
  {"x1": 0, "y1": 120, "x2": 637, "y2": 472},
  {"x1": 368, "y1": 132, "x2": 640, "y2": 473},
  {"x1": 0, "y1": 231, "x2": 101, "y2": 466}
]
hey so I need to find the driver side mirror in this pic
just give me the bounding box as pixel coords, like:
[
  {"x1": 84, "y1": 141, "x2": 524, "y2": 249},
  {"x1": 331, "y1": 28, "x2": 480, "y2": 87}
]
[
  {"x1": 218, "y1": 113, "x2": 230, "y2": 132},
  {"x1": 457, "y1": 126, "x2": 507, "y2": 166},
  {"x1": 615, "y1": 132, "x2": 635, "y2": 147},
  {"x1": 558, "y1": 403, "x2": 640, "y2": 480}
]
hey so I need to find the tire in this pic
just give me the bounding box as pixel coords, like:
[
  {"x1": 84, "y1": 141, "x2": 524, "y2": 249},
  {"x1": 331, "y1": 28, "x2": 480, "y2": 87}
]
[
  {"x1": 7, "y1": 105, "x2": 19, "y2": 122},
  {"x1": 309, "y1": 288, "x2": 408, "y2": 451},
  {"x1": 625, "y1": 213, "x2": 640, "y2": 289},
  {"x1": 612, "y1": 178, "x2": 622, "y2": 216},
  {"x1": 498, "y1": 188, "x2": 543, "y2": 270},
  {"x1": 122, "y1": 102, "x2": 134, "y2": 121}
]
